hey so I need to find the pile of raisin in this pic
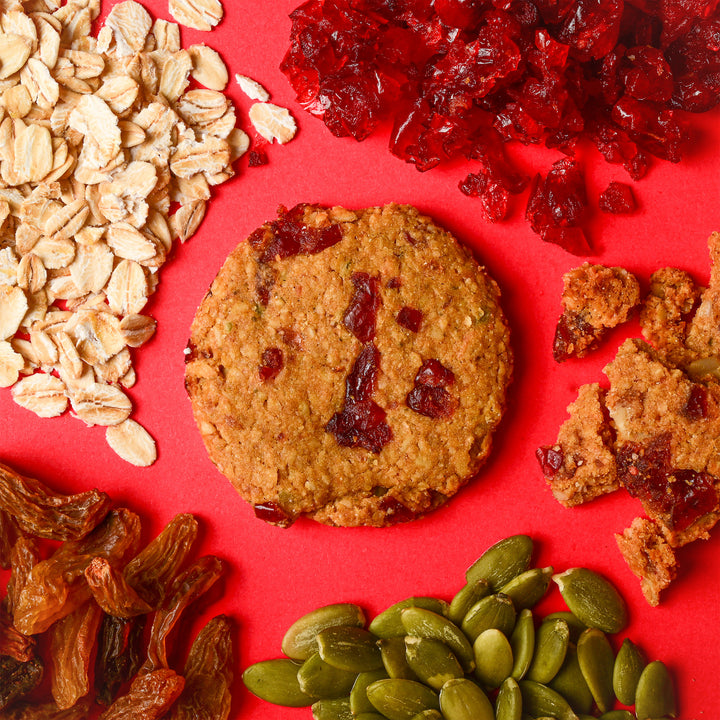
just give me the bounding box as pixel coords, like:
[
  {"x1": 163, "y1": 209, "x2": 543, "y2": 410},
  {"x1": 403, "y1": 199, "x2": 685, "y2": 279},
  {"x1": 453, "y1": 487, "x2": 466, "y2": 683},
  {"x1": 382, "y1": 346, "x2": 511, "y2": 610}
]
[{"x1": 281, "y1": 0, "x2": 720, "y2": 254}]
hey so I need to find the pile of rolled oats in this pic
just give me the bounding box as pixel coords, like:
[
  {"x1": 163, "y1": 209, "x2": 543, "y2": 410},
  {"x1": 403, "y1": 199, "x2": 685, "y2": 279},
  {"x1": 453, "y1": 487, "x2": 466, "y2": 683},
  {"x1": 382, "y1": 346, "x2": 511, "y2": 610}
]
[{"x1": 0, "y1": 0, "x2": 294, "y2": 466}]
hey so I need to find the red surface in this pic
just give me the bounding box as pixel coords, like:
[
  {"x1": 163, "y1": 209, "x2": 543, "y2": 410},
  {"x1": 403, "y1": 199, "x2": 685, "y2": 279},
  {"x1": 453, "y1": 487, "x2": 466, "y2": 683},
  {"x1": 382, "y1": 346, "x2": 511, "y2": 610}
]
[{"x1": 2, "y1": 2, "x2": 720, "y2": 718}]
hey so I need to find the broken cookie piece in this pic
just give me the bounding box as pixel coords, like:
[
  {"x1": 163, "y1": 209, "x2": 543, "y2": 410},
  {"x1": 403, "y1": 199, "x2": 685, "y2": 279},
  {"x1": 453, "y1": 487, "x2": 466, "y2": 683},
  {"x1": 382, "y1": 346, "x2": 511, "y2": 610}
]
[
  {"x1": 553, "y1": 263, "x2": 641, "y2": 362},
  {"x1": 640, "y1": 267, "x2": 700, "y2": 366},
  {"x1": 537, "y1": 383, "x2": 618, "y2": 507},
  {"x1": 615, "y1": 517, "x2": 677, "y2": 607}
]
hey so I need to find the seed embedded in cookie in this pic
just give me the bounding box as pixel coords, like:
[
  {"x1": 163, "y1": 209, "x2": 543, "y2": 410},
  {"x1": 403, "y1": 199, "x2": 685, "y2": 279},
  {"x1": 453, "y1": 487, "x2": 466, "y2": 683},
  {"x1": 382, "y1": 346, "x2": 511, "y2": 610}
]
[{"x1": 185, "y1": 203, "x2": 513, "y2": 527}]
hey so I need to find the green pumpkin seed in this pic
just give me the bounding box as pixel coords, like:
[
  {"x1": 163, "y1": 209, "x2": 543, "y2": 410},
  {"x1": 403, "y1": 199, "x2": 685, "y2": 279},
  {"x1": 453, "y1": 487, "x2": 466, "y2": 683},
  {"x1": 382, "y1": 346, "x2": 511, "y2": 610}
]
[
  {"x1": 526, "y1": 617, "x2": 570, "y2": 684},
  {"x1": 549, "y1": 645, "x2": 593, "y2": 716},
  {"x1": 576, "y1": 628, "x2": 615, "y2": 714},
  {"x1": 317, "y1": 626, "x2": 383, "y2": 672},
  {"x1": 355, "y1": 714, "x2": 387, "y2": 720},
  {"x1": 311, "y1": 696, "x2": 353, "y2": 720},
  {"x1": 282, "y1": 603, "x2": 366, "y2": 660},
  {"x1": 401, "y1": 607, "x2": 475, "y2": 673},
  {"x1": 613, "y1": 637, "x2": 647, "y2": 706},
  {"x1": 369, "y1": 597, "x2": 449, "y2": 639},
  {"x1": 496, "y1": 676, "x2": 523, "y2": 720},
  {"x1": 366, "y1": 678, "x2": 440, "y2": 720},
  {"x1": 465, "y1": 535, "x2": 534, "y2": 590},
  {"x1": 438, "y1": 678, "x2": 494, "y2": 720},
  {"x1": 473, "y1": 628, "x2": 514, "y2": 689},
  {"x1": 518, "y1": 679, "x2": 578, "y2": 720},
  {"x1": 635, "y1": 660, "x2": 677, "y2": 720},
  {"x1": 379, "y1": 637, "x2": 419, "y2": 680},
  {"x1": 448, "y1": 579, "x2": 491, "y2": 624},
  {"x1": 544, "y1": 611, "x2": 587, "y2": 644},
  {"x1": 461, "y1": 592, "x2": 516, "y2": 642},
  {"x1": 405, "y1": 636, "x2": 464, "y2": 690},
  {"x1": 410, "y1": 711, "x2": 444, "y2": 720},
  {"x1": 242, "y1": 658, "x2": 314, "y2": 707},
  {"x1": 598, "y1": 711, "x2": 635, "y2": 720},
  {"x1": 509, "y1": 608, "x2": 535, "y2": 680},
  {"x1": 350, "y1": 669, "x2": 389, "y2": 715},
  {"x1": 297, "y1": 653, "x2": 358, "y2": 699},
  {"x1": 553, "y1": 568, "x2": 628, "y2": 634},
  {"x1": 499, "y1": 566, "x2": 553, "y2": 610}
]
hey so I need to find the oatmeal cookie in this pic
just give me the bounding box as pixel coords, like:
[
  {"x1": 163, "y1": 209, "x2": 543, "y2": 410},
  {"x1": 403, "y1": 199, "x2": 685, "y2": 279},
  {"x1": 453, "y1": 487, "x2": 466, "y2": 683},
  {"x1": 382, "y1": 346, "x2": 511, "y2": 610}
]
[{"x1": 185, "y1": 203, "x2": 513, "y2": 527}]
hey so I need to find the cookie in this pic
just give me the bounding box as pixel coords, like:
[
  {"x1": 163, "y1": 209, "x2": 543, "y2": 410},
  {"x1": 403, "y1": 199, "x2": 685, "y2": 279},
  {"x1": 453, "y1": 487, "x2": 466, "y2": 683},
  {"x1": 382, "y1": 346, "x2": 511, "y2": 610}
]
[{"x1": 184, "y1": 203, "x2": 512, "y2": 527}]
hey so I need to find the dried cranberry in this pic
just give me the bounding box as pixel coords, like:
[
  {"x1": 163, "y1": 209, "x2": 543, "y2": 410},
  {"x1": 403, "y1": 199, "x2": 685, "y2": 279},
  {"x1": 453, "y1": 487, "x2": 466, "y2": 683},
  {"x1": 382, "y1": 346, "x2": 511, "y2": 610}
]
[
  {"x1": 253, "y1": 502, "x2": 295, "y2": 528},
  {"x1": 552, "y1": 311, "x2": 596, "y2": 362},
  {"x1": 434, "y1": 0, "x2": 485, "y2": 30},
  {"x1": 616, "y1": 434, "x2": 719, "y2": 532},
  {"x1": 555, "y1": 0, "x2": 624, "y2": 60},
  {"x1": 599, "y1": 181, "x2": 636, "y2": 214},
  {"x1": 526, "y1": 159, "x2": 590, "y2": 254},
  {"x1": 248, "y1": 150, "x2": 268, "y2": 166},
  {"x1": 682, "y1": 385, "x2": 708, "y2": 420},
  {"x1": 536, "y1": 445, "x2": 564, "y2": 477},
  {"x1": 259, "y1": 347, "x2": 284, "y2": 382},
  {"x1": 344, "y1": 272, "x2": 382, "y2": 343},
  {"x1": 620, "y1": 46, "x2": 674, "y2": 103},
  {"x1": 378, "y1": 496, "x2": 418, "y2": 524},
  {"x1": 326, "y1": 343, "x2": 393, "y2": 453},
  {"x1": 406, "y1": 359, "x2": 458, "y2": 418},
  {"x1": 250, "y1": 205, "x2": 342, "y2": 265},
  {"x1": 396, "y1": 307, "x2": 423, "y2": 333}
]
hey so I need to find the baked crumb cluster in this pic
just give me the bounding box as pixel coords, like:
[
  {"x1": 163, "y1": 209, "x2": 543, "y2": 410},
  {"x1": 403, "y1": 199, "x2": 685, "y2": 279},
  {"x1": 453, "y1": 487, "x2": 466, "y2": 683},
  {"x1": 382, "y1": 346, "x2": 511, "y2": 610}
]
[{"x1": 538, "y1": 236, "x2": 720, "y2": 605}]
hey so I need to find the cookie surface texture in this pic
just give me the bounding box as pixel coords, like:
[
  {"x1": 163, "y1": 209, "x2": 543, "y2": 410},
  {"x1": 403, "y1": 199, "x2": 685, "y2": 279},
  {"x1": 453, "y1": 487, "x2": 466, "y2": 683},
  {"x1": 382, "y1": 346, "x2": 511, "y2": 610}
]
[{"x1": 185, "y1": 203, "x2": 513, "y2": 527}]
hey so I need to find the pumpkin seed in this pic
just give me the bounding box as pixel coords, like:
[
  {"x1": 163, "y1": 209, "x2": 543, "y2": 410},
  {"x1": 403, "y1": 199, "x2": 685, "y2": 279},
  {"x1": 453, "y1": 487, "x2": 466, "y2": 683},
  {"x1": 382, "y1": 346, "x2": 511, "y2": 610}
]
[
  {"x1": 549, "y1": 645, "x2": 593, "y2": 716},
  {"x1": 465, "y1": 535, "x2": 534, "y2": 590},
  {"x1": 438, "y1": 677, "x2": 494, "y2": 720},
  {"x1": 496, "y1": 676, "x2": 523, "y2": 720},
  {"x1": 355, "y1": 714, "x2": 387, "y2": 720},
  {"x1": 282, "y1": 603, "x2": 366, "y2": 660},
  {"x1": 350, "y1": 669, "x2": 389, "y2": 715},
  {"x1": 544, "y1": 611, "x2": 587, "y2": 644},
  {"x1": 509, "y1": 608, "x2": 535, "y2": 680},
  {"x1": 473, "y1": 628, "x2": 514, "y2": 689},
  {"x1": 526, "y1": 617, "x2": 570, "y2": 684},
  {"x1": 448, "y1": 579, "x2": 491, "y2": 624},
  {"x1": 242, "y1": 658, "x2": 314, "y2": 707},
  {"x1": 518, "y1": 679, "x2": 578, "y2": 720},
  {"x1": 461, "y1": 592, "x2": 516, "y2": 642},
  {"x1": 366, "y1": 678, "x2": 440, "y2": 720},
  {"x1": 410, "y1": 711, "x2": 444, "y2": 720},
  {"x1": 598, "y1": 711, "x2": 635, "y2": 720},
  {"x1": 635, "y1": 660, "x2": 677, "y2": 720},
  {"x1": 317, "y1": 626, "x2": 383, "y2": 672},
  {"x1": 553, "y1": 568, "x2": 628, "y2": 634},
  {"x1": 401, "y1": 607, "x2": 475, "y2": 673},
  {"x1": 405, "y1": 636, "x2": 464, "y2": 690},
  {"x1": 576, "y1": 628, "x2": 615, "y2": 714},
  {"x1": 379, "y1": 637, "x2": 419, "y2": 680},
  {"x1": 369, "y1": 597, "x2": 449, "y2": 639},
  {"x1": 297, "y1": 653, "x2": 358, "y2": 699},
  {"x1": 311, "y1": 696, "x2": 353, "y2": 720},
  {"x1": 613, "y1": 637, "x2": 646, "y2": 706},
  {"x1": 499, "y1": 566, "x2": 553, "y2": 610}
]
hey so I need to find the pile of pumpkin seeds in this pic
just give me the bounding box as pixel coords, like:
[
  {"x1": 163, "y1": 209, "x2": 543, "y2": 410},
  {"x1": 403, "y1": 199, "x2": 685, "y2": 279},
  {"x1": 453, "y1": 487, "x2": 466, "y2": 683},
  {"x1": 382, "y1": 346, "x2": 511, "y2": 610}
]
[{"x1": 242, "y1": 535, "x2": 678, "y2": 720}]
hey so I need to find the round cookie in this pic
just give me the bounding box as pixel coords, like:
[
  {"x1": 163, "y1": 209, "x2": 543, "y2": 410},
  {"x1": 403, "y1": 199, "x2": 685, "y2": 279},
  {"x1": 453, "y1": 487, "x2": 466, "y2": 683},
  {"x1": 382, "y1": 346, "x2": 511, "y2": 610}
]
[{"x1": 185, "y1": 203, "x2": 512, "y2": 527}]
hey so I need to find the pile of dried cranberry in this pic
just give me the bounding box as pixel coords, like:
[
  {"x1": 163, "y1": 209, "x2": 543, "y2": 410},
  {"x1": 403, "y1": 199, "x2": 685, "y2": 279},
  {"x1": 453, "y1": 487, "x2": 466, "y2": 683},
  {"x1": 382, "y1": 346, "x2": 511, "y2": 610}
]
[{"x1": 281, "y1": 0, "x2": 720, "y2": 254}]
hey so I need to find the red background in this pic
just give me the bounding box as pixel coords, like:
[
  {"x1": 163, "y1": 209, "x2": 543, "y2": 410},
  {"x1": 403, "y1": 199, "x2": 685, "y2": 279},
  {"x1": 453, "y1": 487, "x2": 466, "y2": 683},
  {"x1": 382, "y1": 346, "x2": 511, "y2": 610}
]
[{"x1": 2, "y1": 2, "x2": 720, "y2": 718}]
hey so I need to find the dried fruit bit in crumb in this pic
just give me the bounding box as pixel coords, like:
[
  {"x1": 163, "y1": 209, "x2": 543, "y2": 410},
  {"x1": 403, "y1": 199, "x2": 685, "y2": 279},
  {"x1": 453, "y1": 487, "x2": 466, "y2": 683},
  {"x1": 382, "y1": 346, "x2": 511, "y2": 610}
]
[
  {"x1": 536, "y1": 383, "x2": 618, "y2": 507},
  {"x1": 105, "y1": 419, "x2": 158, "y2": 467},
  {"x1": 169, "y1": 0, "x2": 223, "y2": 32},
  {"x1": 599, "y1": 181, "x2": 637, "y2": 214},
  {"x1": 249, "y1": 102, "x2": 297, "y2": 144},
  {"x1": 235, "y1": 74, "x2": 270, "y2": 102},
  {"x1": 553, "y1": 263, "x2": 640, "y2": 362}
]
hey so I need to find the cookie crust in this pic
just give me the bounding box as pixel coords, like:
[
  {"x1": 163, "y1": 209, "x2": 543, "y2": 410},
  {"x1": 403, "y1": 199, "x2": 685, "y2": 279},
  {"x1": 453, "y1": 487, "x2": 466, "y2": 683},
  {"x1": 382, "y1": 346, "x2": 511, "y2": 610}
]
[{"x1": 185, "y1": 203, "x2": 512, "y2": 527}]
